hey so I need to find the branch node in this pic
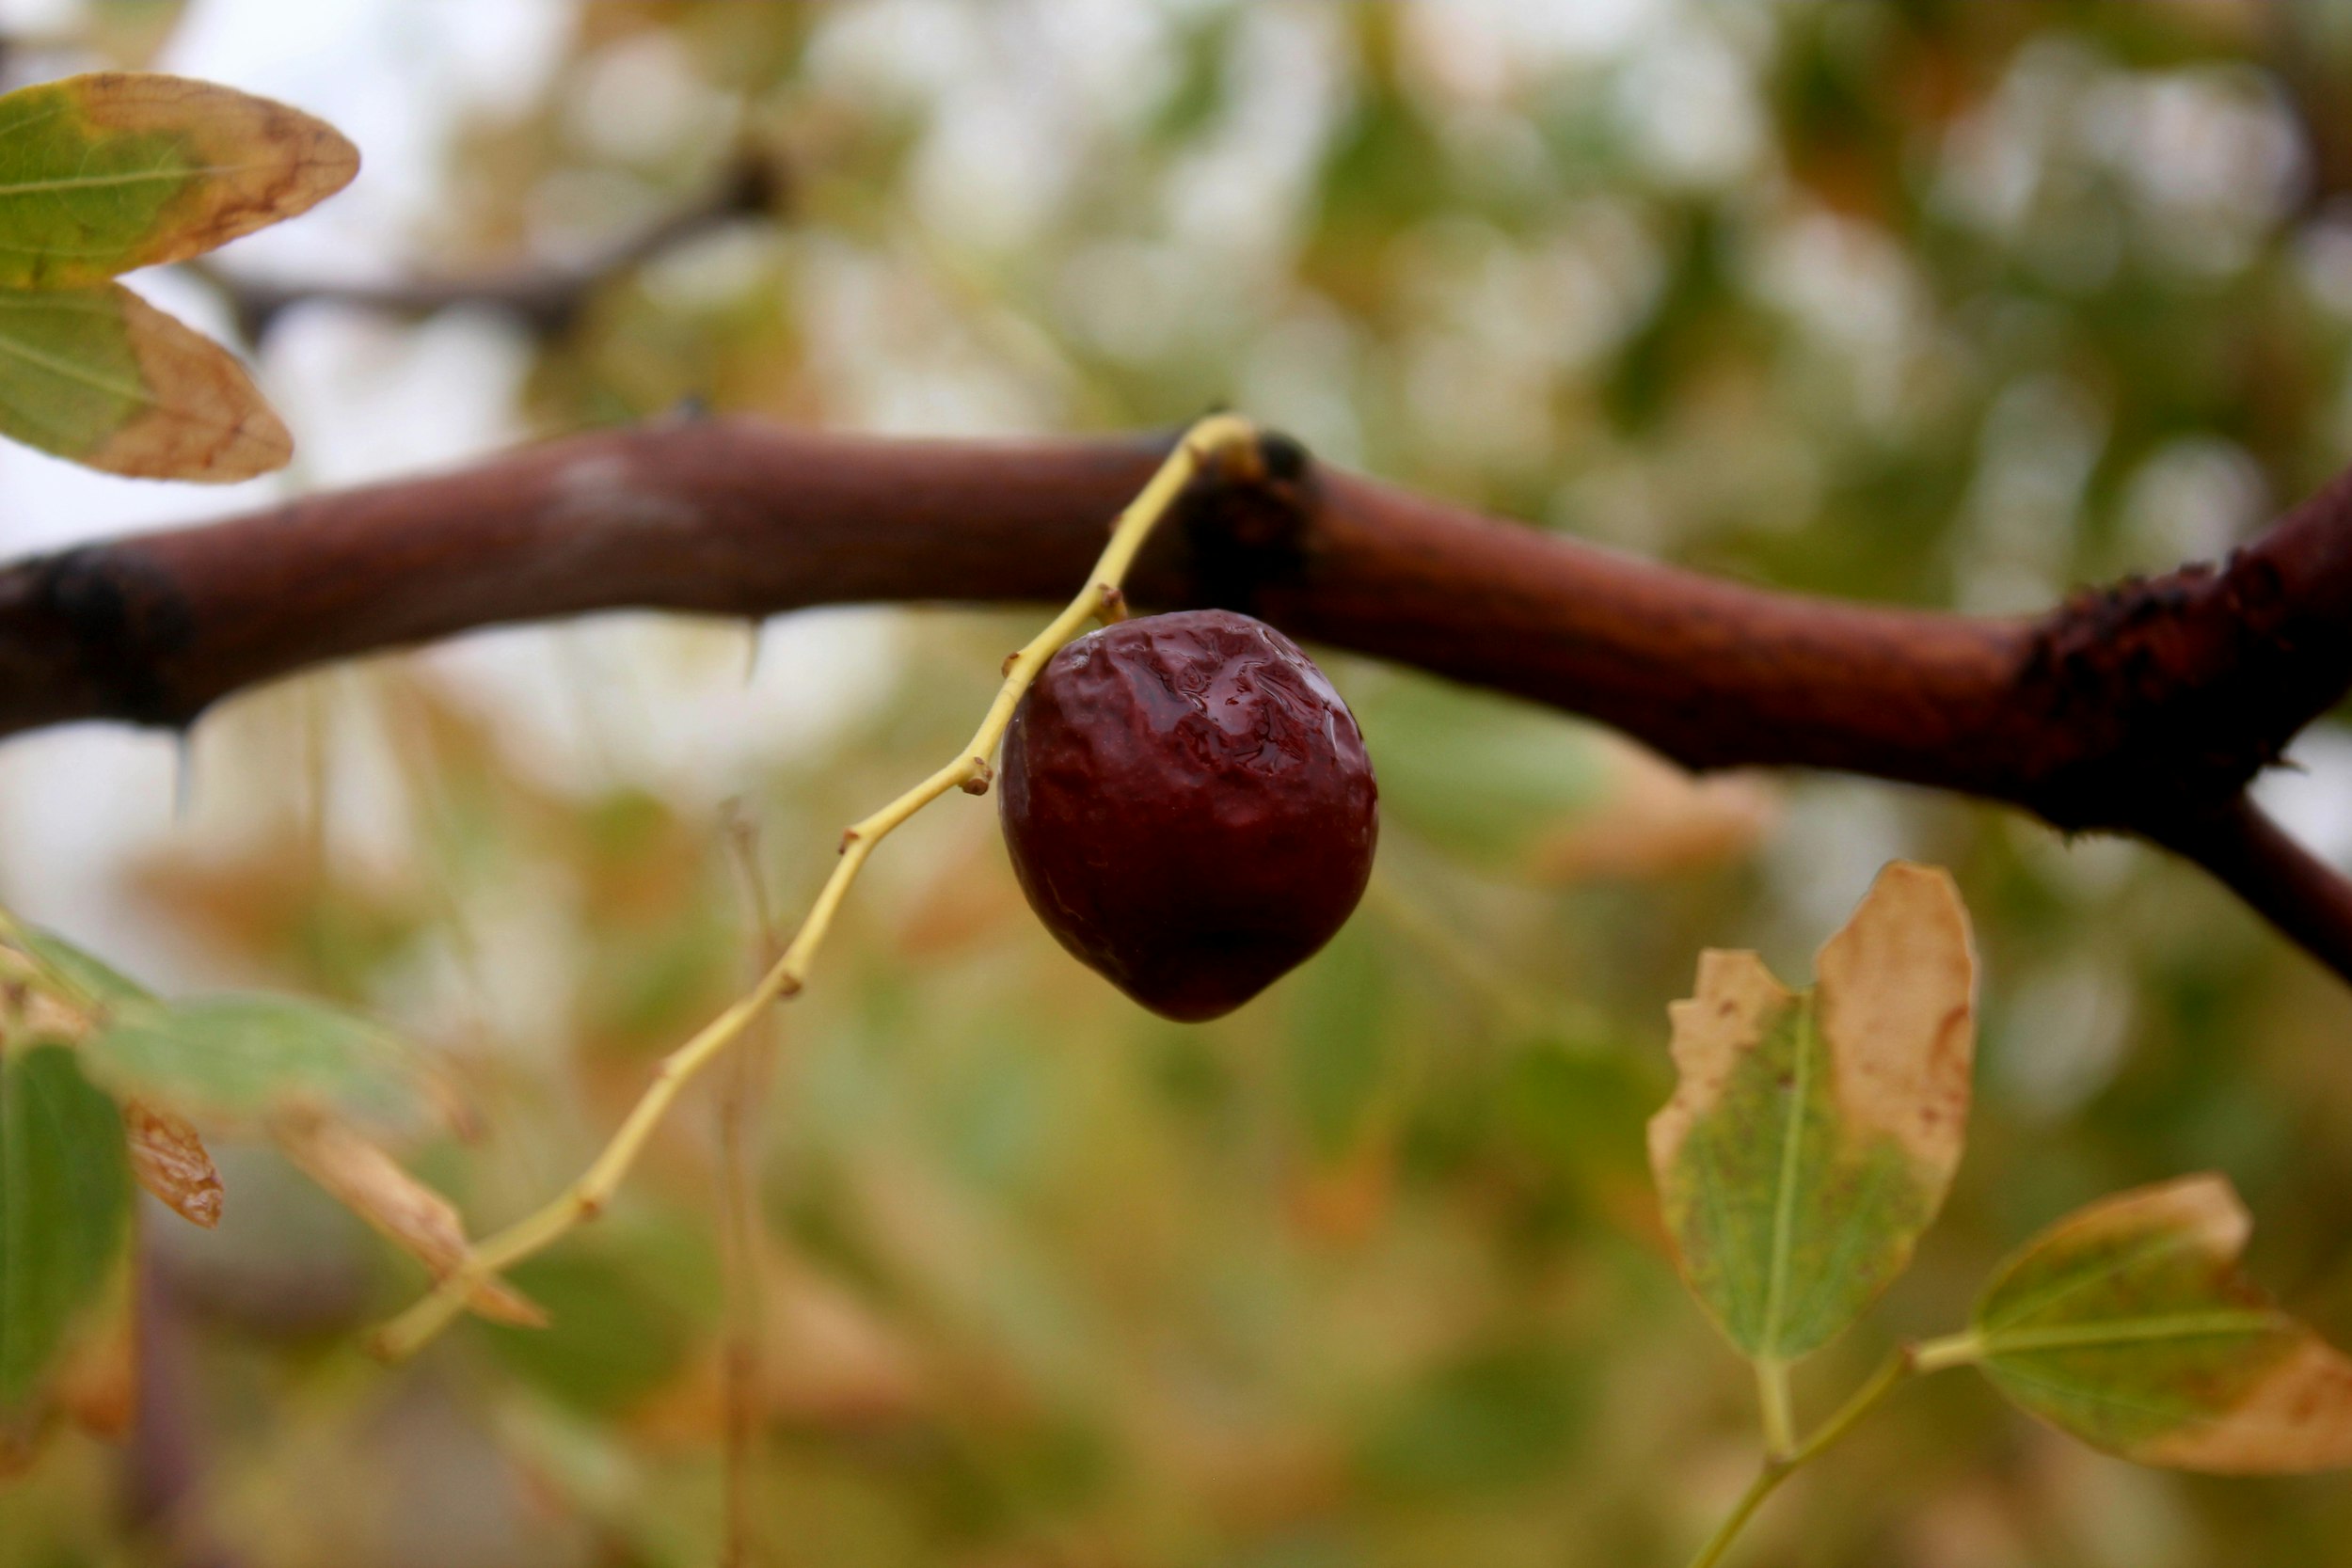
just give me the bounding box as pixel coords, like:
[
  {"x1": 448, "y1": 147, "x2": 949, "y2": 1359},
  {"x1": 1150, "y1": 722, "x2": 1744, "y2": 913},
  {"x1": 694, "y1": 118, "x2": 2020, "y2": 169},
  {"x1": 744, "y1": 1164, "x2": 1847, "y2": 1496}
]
[{"x1": 1255, "y1": 428, "x2": 1311, "y2": 483}]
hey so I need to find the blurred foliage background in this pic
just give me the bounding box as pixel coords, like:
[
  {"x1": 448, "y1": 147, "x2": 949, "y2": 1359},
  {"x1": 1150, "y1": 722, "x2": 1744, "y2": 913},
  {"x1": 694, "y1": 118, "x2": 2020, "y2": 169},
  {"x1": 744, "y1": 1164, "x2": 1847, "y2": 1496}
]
[{"x1": 8, "y1": 1, "x2": 2352, "y2": 1564}]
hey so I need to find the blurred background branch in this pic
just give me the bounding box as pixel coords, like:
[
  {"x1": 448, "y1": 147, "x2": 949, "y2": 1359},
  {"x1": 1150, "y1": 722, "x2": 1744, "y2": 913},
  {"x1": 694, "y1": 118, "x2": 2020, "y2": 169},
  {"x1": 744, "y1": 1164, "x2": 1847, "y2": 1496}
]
[{"x1": 195, "y1": 150, "x2": 788, "y2": 343}]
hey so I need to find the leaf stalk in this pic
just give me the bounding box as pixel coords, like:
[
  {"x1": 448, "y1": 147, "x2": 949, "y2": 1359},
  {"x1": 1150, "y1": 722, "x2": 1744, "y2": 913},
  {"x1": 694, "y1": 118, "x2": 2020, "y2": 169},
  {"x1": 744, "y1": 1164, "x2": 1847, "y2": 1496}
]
[{"x1": 1687, "y1": 1340, "x2": 1960, "y2": 1568}]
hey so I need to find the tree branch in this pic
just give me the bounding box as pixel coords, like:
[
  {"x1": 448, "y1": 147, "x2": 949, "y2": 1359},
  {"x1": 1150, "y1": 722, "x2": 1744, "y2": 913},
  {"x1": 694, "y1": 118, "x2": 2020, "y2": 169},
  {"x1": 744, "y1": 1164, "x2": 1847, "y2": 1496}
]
[
  {"x1": 3, "y1": 417, "x2": 2351, "y2": 978},
  {"x1": 2148, "y1": 797, "x2": 2352, "y2": 983}
]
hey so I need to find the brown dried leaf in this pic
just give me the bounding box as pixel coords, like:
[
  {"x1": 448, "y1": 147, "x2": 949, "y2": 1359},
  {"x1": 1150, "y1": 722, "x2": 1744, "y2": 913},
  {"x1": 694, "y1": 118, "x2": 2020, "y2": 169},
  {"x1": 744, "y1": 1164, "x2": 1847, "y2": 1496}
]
[
  {"x1": 124, "y1": 1100, "x2": 222, "y2": 1228},
  {"x1": 101, "y1": 283, "x2": 290, "y2": 479},
  {"x1": 271, "y1": 1110, "x2": 543, "y2": 1327},
  {"x1": 1814, "y1": 860, "x2": 1978, "y2": 1178}
]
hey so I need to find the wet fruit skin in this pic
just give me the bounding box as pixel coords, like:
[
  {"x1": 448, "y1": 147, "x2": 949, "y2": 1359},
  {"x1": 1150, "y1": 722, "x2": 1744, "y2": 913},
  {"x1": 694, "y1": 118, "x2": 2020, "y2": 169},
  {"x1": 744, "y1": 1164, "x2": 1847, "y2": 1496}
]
[{"x1": 999, "y1": 608, "x2": 1378, "y2": 1022}]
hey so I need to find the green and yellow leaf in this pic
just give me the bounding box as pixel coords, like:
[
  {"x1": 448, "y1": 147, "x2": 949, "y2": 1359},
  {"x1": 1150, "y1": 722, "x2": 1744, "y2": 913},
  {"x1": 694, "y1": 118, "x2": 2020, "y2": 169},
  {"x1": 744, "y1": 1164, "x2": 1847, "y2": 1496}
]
[
  {"x1": 480, "y1": 1230, "x2": 716, "y2": 1416},
  {"x1": 271, "y1": 1107, "x2": 542, "y2": 1327},
  {"x1": 1647, "y1": 861, "x2": 1976, "y2": 1363},
  {"x1": 0, "y1": 1046, "x2": 134, "y2": 1412},
  {"x1": 1972, "y1": 1174, "x2": 2352, "y2": 1472},
  {"x1": 0, "y1": 922, "x2": 135, "y2": 1048},
  {"x1": 50, "y1": 1275, "x2": 135, "y2": 1440},
  {"x1": 84, "y1": 991, "x2": 444, "y2": 1135},
  {"x1": 0, "y1": 283, "x2": 290, "y2": 480},
  {"x1": 0, "y1": 71, "x2": 357, "y2": 288},
  {"x1": 12, "y1": 924, "x2": 151, "y2": 1014}
]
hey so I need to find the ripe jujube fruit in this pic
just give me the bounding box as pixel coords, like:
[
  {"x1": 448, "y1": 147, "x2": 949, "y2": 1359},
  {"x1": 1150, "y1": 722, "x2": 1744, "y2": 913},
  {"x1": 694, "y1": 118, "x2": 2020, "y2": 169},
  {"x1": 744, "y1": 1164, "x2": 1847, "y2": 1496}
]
[{"x1": 998, "y1": 608, "x2": 1378, "y2": 1022}]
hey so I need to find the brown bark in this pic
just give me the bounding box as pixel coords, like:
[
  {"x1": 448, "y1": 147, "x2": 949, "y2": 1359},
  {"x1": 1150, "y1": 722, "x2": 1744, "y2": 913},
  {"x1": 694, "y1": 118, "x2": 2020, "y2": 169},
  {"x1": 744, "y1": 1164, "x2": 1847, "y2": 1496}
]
[{"x1": 2, "y1": 418, "x2": 2348, "y2": 978}]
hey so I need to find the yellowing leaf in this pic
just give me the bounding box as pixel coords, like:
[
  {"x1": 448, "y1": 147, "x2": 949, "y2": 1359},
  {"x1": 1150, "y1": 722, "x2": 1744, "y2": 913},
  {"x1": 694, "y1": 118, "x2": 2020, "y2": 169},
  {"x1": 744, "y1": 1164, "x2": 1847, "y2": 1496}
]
[
  {"x1": 1972, "y1": 1175, "x2": 2352, "y2": 1473},
  {"x1": 123, "y1": 1100, "x2": 221, "y2": 1228},
  {"x1": 51, "y1": 1277, "x2": 135, "y2": 1440},
  {"x1": 0, "y1": 72, "x2": 357, "y2": 288},
  {"x1": 271, "y1": 1109, "x2": 543, "y2": 1328},
  {"x1": 1647, "y1": 862, "x2": 1976, "y2": 1363},
  {"x1": 0, "y1": 284, "x2": 290, "y2": 480}
]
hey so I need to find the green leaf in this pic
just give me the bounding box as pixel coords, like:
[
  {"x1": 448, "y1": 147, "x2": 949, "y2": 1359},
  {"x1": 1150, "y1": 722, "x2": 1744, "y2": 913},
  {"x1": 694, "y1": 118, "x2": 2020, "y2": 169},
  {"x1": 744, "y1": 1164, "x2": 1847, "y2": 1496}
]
[
  {"x1": 1284, "y1": 917, "x2": 1394, "y2": 1156},
  {"x1": 1, "y1": 1046, "x2": 134, "y2": 1409},
  {"x1": 1358, "y1": 1344, "x2": 1588, "y2": 1494},
  {"x1": 1972, "y1": 1174, "x2": 2352, "y2": 1472},
  {"x1": 17, "y1": 925, "x2": 152, "y2": 1011},
  {"x1": 0, "y1": 922, "x2": 145, "y2": 1052},
  {"x1": 1647, "y1": 862, "x2": 1977, "y2": 1363},
  {"x1": 478, "y1": 1227, "x2": 718, "y2": 1416},
  {"x1": 83, "y1": 992, "x2": 442, "y2": 1134},
  {"x1": 1350, "y1": 672, "x2": 1609, "y2": 869},
  {"x1": 0, "y1": 71, "x2": 357, "y2": 289},
  {"x1": 0, "y1": 283, "x2": 291, "y2": 480}
]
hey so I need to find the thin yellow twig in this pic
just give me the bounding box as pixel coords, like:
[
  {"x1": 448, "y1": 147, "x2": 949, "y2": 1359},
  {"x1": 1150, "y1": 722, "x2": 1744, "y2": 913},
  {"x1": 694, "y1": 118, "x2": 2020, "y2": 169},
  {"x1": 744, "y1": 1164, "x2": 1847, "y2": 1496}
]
[{"x1": 369, "y1": 413, "x2": 1262, "y2": 1361}]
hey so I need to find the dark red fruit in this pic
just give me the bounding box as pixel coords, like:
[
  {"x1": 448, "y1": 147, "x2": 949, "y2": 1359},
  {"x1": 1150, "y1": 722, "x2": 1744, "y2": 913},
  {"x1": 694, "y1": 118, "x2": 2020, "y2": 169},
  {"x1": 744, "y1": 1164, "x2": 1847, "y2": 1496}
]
[{"x1": 998, "y1": 609, "x2": 1378, "y2": 1022}]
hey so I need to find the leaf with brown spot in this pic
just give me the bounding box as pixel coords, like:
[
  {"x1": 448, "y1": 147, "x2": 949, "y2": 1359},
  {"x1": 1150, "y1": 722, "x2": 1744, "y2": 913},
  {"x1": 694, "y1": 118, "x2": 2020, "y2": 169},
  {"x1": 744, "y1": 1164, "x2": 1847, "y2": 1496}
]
[
  {"x1": 270, "y1": 1109, "x2": 543, "y2": 1328},
  {"x1": 123, "y1": 1100, "x2": 221, "y2": 1228},
  {"x1": 0, "y1": 72, "x2": 357, "y2": 288},
  {"x1": 1648, "y1": 861, "x2": 1977, "y2": 1362},
  {"x1": 1972, "y1": 1174, "x2": 2352, "y2": 1473},
  {"x1": 0, "y1": 284, "x2": 290, "y2": 480}
]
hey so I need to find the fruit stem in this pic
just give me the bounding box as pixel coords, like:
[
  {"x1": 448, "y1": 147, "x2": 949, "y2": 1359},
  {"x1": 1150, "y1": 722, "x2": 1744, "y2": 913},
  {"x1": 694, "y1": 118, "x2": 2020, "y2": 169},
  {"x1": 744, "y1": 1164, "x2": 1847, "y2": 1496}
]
[{"x1": 368, "y1": 413, "x2": 1264, "y2": 1360}]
